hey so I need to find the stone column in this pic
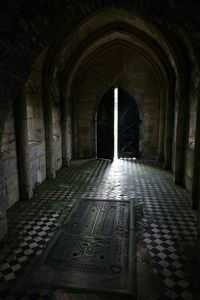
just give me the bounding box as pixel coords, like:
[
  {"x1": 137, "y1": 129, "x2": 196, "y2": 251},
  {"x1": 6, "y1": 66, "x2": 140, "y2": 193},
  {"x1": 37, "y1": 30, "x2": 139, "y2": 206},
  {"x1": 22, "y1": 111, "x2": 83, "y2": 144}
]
[
  {"x1": 61, "y1": 95, "x2": 72, "y2": 166},
  {"x1": 158, "y1": 87, "x2": 166, "y2": 161},
  {"x1": 164, "y1": 80, "x2": 175, "y2": 169},
  {"x1": 15, "y1": 91, "x2": 33, "y2": 200},
  {"x1": 0, "y1": 96, "x2": 13, "y2": 241},
  {"x1": 71, "y1": 88, "x2": 79, "y2": 158},
  {"x1": 194, "y1": 96, "x2": 200, "y2": 263},
  {"x1": 0, "y1": 129, "x2": 7, "y2": 241},
  {"x1": 43, "y1": 83, "x2": 55, "y2": 179},
  {"x1": 173, "y1": 78, "x2": 188, "y2": 185},
  {"x1": 191, "y1": 93, "x2": 200, "y2": 209}
]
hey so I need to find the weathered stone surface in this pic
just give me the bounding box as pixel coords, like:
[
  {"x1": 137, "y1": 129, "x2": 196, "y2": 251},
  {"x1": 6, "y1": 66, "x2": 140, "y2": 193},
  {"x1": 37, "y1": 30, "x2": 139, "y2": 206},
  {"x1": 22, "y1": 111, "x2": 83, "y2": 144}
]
[
  {"x1": 25, "y1": 51, "x2": 47, "y2": 189},
  {"x1": 0, "y1": 131, "x2": 7, "y2": 240},
  {"x1": 26, "y1": 199, "x2": 135, "y2": 295},
  {"x1": 53, "y1": 106, "x2": 62, "y2": 171},
  {"x1": 2, "y1": 109, "x2": 19, "y2": 209}
]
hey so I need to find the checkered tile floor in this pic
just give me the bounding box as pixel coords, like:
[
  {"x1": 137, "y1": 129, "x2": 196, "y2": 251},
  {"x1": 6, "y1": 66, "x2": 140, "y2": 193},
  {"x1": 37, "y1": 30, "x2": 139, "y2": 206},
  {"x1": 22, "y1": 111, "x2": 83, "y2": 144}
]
[{"x1": 0, "y1": 159, "x2": 199, "y2": 299}]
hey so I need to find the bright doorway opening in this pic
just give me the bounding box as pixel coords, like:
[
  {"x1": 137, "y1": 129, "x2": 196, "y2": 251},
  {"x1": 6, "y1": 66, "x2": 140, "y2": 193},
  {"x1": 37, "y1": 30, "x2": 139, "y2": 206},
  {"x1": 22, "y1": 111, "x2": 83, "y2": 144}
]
[
  {"x1": 114, "y1": 87, "x2": 118, "y2": 160},
  {"x1": 97, "y1": 87, "x2": 139, "y2": 160}
]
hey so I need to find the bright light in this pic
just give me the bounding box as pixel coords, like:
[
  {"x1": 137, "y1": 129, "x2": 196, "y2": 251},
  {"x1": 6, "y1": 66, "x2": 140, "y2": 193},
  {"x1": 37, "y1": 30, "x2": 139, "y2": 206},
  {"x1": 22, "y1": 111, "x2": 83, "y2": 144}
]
[{"x1": 114, "y1": 87, "x2": 118, "y2": 160}]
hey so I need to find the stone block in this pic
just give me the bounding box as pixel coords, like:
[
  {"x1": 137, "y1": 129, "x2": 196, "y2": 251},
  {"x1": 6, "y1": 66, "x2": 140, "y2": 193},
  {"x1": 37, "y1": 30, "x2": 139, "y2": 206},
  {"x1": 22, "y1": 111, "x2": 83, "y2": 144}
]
[
  {"x1": 31, "y1": 119, "x2": 42, "y2": 130},
  {"x1": 6, "y1": 182, "x2": 19, "y2": 209},
  {"x1": 34, "y1": 105, "x2": 41, "y2": 118},
  {"x1": 27, "y1": 105, "x2": 34, "y2": 118},
  {"x1": 0, "y1": 217, "x2": 7, "y2": 242},
  {"x1": 3, "y1": 118, "x2": 15, "y2": 135},
  {"x1": 184, "y1": 175, "x2": 192, "y2": 193},
  {"x1": 4, "y1": 157, "x2": 18, "y2": 176}
]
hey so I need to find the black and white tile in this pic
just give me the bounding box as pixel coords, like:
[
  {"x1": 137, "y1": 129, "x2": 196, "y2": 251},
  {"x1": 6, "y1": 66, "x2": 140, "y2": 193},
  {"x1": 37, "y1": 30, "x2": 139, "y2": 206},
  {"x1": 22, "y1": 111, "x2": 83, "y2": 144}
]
[{"x1": 0, "y1": 159, "x2": 199, "y2": 299}]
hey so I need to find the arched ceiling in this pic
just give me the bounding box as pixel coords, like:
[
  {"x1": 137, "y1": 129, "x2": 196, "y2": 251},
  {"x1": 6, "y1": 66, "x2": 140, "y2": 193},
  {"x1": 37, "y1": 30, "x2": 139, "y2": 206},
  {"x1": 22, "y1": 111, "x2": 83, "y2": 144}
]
[
  {"x1": 71, "y1": 44, "x2": 161, "y2": 119},
  {"x1": 0, "y1": 0, "x2": 199, "y2": 126},
  {"x1": 40, "y1": 7, "x2": 184, "y2": 109},
  {"x1": 63, "y1": 32, "x2": 170, "y2": 97},
  {"x1": 45, "y1": 8, "x2": 179, "y2": 81}
]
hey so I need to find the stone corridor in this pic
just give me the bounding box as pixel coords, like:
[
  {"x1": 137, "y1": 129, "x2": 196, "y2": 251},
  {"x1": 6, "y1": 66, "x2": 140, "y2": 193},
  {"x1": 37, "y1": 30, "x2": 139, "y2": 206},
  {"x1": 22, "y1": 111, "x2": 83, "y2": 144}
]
[{"x1": 0, "y1": 159, "x2": 199, "y2": 300}]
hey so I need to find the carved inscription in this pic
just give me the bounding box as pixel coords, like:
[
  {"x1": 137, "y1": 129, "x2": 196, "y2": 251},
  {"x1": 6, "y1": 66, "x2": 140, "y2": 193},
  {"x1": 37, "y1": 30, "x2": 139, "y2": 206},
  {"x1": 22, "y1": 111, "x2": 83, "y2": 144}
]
[{"x1": 47, "y1": 200, "x2": 129, "y2": 275}]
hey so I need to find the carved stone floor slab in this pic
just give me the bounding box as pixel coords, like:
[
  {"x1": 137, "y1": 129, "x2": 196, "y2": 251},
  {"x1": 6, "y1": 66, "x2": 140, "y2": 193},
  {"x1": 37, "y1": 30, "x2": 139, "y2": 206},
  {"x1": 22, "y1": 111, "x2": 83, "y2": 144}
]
[{"x1": 25, "y1": 199, "x2": 135, "y2": 295}]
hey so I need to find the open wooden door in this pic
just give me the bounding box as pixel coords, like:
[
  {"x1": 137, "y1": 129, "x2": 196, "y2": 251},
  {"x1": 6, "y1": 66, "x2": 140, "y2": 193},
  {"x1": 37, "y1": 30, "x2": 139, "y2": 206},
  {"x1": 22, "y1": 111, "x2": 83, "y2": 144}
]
[
  {"x1": 97, "y1": 88, "x2": 114, "y2": 159},
  {"x1": 118, "y1": 88, "x2": 139, "y2": 158}
]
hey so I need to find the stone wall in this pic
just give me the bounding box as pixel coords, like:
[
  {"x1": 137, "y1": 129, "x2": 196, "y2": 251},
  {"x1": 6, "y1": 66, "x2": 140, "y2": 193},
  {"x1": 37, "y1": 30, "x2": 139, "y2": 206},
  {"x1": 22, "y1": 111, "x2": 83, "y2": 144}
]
[
  {"x1": 74, "y1": 46, "x2": 160, "y2": 159},
  {"x1": 184, "y1": 75, "x2": 198, "y2": 194},
  {"x1": 53, "y1": 105, "x2": 62, "y2": 171},
  {"x1": 26, "y1": 94, "x2": 46, "y2": 188},
  {"x1": 2, "y1": 109, "x2": 19, "y2": 209},
  {"x1": 29, "y1": 141, "x2": 46, "y2": 188},
  {"x1": 25, "y1": 52, "x2": 46, "y2": 189}
]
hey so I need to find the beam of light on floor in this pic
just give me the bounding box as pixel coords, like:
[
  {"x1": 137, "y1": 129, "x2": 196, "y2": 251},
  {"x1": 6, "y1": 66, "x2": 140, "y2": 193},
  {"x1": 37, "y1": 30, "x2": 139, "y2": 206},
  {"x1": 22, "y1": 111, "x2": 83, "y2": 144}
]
[{"x1": 114, "y1": 87, "x2": 118, "y2": 161}]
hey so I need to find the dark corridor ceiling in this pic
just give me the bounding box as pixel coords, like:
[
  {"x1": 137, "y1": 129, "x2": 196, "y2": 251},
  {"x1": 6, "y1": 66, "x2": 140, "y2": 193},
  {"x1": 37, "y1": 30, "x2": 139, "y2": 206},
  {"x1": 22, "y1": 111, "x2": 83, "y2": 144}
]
[{"x1": 0, "y1": 0, "x2": 200, "y2": 117}]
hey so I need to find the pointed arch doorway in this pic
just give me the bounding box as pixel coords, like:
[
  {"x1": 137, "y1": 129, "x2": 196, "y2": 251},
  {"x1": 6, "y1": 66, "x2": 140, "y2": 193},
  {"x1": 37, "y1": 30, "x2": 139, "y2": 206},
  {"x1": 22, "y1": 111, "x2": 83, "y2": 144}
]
[{"x1": 97, "y1": 87, "x2": 140, "y2": 159}]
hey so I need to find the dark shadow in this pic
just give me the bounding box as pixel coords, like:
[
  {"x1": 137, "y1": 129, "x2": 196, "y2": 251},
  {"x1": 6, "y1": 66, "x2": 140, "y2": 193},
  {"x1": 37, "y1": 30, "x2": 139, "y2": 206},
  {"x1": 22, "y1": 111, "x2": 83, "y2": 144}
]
[{"x1": 118, "y1": 88, "x2": 139, "y2": 158}]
